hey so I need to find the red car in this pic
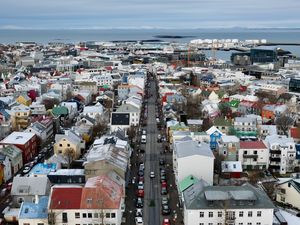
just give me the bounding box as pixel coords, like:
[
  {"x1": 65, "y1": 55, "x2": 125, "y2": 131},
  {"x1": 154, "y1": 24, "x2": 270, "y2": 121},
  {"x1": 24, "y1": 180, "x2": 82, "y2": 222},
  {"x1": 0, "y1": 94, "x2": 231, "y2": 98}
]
[
  {"x1": 136, "y1": 189, "x2": 144, "y2": 198},
  {"x1": 162, "y1": 218, "x2": 171, "y2": 225},
  {"x1": 161, "y1": 181, "x2": 167, "y2": 188}
]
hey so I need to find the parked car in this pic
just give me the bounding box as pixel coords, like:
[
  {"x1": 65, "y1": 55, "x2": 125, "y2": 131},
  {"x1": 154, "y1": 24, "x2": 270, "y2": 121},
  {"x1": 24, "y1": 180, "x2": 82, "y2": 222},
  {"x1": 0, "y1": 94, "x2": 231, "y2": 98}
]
[
  {"x1": 136, "y1": 189, "x2": 144, "y2": 198},
  {"x1": 22, "y1": 166, "x2": 31, "y2": 175},
  {"x1": 132, "y1": 177, "x2": 136, "y2": 184},
  {"x1": 135, "y1": 208, "x2": 143, "y2": 217},
  {"x1": 162, "y1": 218, "x2": 171, "y2": 225},
  {"x1": 160, "y1": 174, "x2": 166, "y2": 183},
  {"x1": 136, "y1": 198, "x2": 143, "y2": 208},
  {"x1": 135, "y1": 217, "x2": 144, "y2": 225},
  {"x1": 138, "y1": 181, "x2": 144, "y2": 190},
  {"x1": 159, "y1": 158, "x2": 165, "y2": 166},
  {"x1": 138, "y1": 170, "x2": 144, "y2": 177},
  {"x1": 161, "y1": 196, "x2": 169, "y2": 206},
  {"x1": 161, "y1": 181, "x2": 167, "y2": 188},
  {"x1": 162, "y1": 204, "x2": 171, "y2": 215},
  {"x1": 161, "y1": 186, "x2": 168, "y2": 195}
]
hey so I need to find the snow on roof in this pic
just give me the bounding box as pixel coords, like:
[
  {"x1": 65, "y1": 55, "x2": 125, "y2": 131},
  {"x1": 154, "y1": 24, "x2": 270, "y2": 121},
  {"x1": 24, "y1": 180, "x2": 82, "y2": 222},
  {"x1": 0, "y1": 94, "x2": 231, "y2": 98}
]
[
  {"x1": 1, "y1": 132, "x2": 35, "y2": 145},
  {"x1": 222, "y1": 161, "x2": 243, "y2": 173}
]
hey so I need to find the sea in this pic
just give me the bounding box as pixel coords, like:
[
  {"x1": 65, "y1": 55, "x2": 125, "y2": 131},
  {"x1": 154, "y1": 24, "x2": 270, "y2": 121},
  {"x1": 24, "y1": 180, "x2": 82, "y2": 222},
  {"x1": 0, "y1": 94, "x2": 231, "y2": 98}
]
[{"x1": 1, "y1": 28, "x2": 300, "y2": 61}]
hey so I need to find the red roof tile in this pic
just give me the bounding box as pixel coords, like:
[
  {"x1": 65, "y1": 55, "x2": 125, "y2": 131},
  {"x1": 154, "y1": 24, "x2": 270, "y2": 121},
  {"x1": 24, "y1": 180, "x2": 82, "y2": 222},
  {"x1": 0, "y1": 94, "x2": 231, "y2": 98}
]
[
  {"x1": 50, "y1": 187, "x2": 82, "y2": 209},
  {"x1": 240, "y1": 141, "x2": 267, "y2": 149}
]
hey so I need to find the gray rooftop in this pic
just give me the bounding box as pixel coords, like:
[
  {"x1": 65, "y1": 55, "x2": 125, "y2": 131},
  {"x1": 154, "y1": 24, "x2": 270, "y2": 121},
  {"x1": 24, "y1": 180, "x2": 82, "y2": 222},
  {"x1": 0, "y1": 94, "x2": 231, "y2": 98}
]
[{"x1": 175, "y1": 140, "x2": 214, "y2": 159}]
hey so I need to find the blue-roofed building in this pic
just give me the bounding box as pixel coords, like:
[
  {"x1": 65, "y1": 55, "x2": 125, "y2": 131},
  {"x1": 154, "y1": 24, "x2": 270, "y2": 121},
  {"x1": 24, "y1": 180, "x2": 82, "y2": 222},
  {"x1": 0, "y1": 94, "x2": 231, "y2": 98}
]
[
  {"x1": 29, "y1": 163, "x2": 57, "y2": 177},
  {"x1": 19, "y1": 196, "x2": 49, "y2": 225}
]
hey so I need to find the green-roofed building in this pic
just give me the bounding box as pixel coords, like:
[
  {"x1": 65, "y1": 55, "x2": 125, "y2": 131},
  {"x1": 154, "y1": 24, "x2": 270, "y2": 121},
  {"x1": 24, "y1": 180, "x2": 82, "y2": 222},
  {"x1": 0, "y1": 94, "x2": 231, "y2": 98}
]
[
  {"x1": 51, "y1": 106, "x2": 69, "y2": 117},
  {"x1": 213, "y1": 117, "x2": 232, "y2": 134},
  {"x1": 230, "y1": 99, "x2": 240, "y2": 108},
  {"x1": 179, "y1": 175, "x2": 199, "y2": 193}
]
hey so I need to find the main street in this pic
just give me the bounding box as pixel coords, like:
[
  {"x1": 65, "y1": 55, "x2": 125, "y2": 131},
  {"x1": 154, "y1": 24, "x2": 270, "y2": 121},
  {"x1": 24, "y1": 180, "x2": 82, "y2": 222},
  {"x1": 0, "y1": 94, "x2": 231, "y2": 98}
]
[{"x1": 143, "y1": 78, "x2": 161, "y2": 225}]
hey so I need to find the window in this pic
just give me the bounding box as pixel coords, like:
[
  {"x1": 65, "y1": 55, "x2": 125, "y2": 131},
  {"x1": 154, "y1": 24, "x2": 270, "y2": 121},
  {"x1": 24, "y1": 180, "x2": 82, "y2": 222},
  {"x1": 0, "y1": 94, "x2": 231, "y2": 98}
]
[
  {"x1": 75, "y1": 212, "x2": 80, "y2": 218},
  {"x1": 37, "y1": 223, "x2": 44, "y2": 225},
  {"x1": 82, "y1": 213, "x2": 87, "y2": 218},
  {"x1": 208, "y1": 223, "x2": 213, "y2": 225},
  {"x1": 247, "y1": 223, "x2": 252, "y2": 225},
  {"x1": 94, "y1": 213, "x2": 98, "y2": 218},
  {"x1": 67, "y1": 144, "x2": 70, "y2": 147},
  {"x1": 106, "y1": 213, "x2": 111, "y2": 218},
  {"x1": 62, "y1": 213, "x2": 68, "y2": 223},
  {"x1": 248, "y1": 211, "x2": 252, "y2": 217},
  {"x1": 208, "y1": 212, "x2": 213, "y2": 217},
  {"x1": 281, "y1": 196, "x2": 285, "y2": 202},
  {"x1": 254, "y1": 151, "x2": 257, "y2": 154},
  {"x1": 239, "y1": 223, "x2": 243, "y2": 225},
  {"x1": 257, "y1": 211, "x2": 261, "y2": 217},
  {"x1": 59, "y1": 144, "x2": 62, "y2": 147},
  {"x1": 239, "y1": 211, "x2": 244, "y2": 217},
  {"x1": 199, "y1": 212, "x2": 204, "y2": 217},
  {"x1": 88, "y1": 213, "x2": 92, "y2": 218},
  {"x1": 18, "y1": 197, "x2": 24, "y2": 204},
  {"x1": 218, "y1": 211, "x2": 222, "y2": 217},
  {"x1": 244, "y1": 151, "x2": 247, "y2": 155},
  {"x1": 111, "y1": 213, "x2": 116, "y2": 218},
  {"x1": 257, "y1": 223, "x2": 261, "y2": 225},
  {"x1": 200, "y1": 223, "x2": 204, "y2": 225}
]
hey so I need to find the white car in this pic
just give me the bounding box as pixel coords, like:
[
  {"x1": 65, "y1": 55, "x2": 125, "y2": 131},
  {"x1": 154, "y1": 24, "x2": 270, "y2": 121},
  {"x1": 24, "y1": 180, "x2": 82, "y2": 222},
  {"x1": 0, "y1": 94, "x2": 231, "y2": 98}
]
[
  {"x1": 150, "y1": 171, "x2": 155, "y2": 178},
  {"x1": 135, "y1": 217, "x2": 144, "y2": 225},
  {"x1": 135, "y1": 208, "x2": 143, "y2": 217}
]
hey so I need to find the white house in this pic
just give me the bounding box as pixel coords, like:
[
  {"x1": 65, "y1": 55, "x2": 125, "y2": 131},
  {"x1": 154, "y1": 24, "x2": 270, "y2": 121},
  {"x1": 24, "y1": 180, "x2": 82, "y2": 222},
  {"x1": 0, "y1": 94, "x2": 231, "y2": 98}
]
[
  {"x1": 275, "y1": 178, "x2": 300, "y2": 210},
  {"x1": 61, "y1": 102, "x2": 78, "y2": 120},
  {"x1": 0, "y1": 152, "x2": 12, "y2": 182},
  {"x1": 82, "y1": 103, "x2": 104, "y2": 120},
  {"x1": 115, "y1": 103, "x2": 140, "y2": 126},
  {"x1": 183, "y1": 181, "x2": 275, "y2": 225},
  {"x1": 265, "y1": 135, "x2": 296, "y2": 174},
  {"x1": 173, "y1": 140, "x2": 214, "y2": 185},
  {"x1": 239, "y1": 141, "x2": 269, "y2": 170}
]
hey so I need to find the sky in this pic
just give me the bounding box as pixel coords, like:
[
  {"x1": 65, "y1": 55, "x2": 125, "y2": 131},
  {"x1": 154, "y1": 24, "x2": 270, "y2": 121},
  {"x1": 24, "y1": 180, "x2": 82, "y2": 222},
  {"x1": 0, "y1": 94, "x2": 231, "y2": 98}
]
[{"x1": 1, "y1": 0, "x2": 300, "y2": 29}]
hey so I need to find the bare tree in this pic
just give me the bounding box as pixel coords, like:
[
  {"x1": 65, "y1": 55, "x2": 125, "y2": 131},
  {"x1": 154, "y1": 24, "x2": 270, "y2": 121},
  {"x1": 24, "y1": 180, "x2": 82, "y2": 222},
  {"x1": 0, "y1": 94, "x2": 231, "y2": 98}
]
[
  {"x1": 43, "y1": 98, "x2": 60, "y2": 110},
  {"x1": 275, "y1": 115, "x2": 294, "y2": 136},
  {"x1": 218, "y1": 102, "x2": 232, "y2": 117},
  {"x1": 92, "y1": 118, "x2": 108, "y2": 139},
  {"x1": 127, "y1": 125, "x2": 138, "y2": 144},
  {"x1": 64, "y1": 147, "x2": 75, "y2": 169}
]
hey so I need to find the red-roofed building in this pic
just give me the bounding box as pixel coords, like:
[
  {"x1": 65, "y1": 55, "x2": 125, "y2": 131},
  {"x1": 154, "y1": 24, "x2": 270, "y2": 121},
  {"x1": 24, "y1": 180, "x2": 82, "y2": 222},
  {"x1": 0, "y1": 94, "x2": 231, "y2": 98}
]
[
  {"x1": 48, "y1": 175, "x2": 124, "y2": 225},
  {"x1": 238, "y1": 141, "x2": 269, "y2": 170},
  {"x1": 290, "y1": 127, "x2": 300, "y2": 143}
]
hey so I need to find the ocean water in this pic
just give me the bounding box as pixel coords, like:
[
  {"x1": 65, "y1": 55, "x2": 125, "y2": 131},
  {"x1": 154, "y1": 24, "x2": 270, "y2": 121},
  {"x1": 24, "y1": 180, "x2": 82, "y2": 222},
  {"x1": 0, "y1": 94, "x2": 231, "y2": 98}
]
[{"x1": 0, "y1": 28, "x2": 299, "y2": 60}]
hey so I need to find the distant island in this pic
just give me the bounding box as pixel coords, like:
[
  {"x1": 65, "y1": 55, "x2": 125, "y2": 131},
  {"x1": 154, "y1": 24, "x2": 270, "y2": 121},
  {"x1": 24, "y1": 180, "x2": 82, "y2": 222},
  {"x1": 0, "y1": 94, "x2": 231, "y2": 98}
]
[{"x1": 153, "y1": 35, "x2": 196, "y2": 39}]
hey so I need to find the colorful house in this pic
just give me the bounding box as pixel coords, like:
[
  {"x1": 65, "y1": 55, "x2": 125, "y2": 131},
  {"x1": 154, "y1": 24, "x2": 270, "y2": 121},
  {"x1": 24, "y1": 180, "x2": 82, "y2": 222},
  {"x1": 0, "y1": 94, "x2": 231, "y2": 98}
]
[
  {"x1": 168, "y1": 122, "x2": 189, "y2": 144},
  {"x1": 206, "y1": 126, "x2": 224, "y2": 150},
  {"x1": 16, "y1": 95, "x2": 32, "y2": 107}
]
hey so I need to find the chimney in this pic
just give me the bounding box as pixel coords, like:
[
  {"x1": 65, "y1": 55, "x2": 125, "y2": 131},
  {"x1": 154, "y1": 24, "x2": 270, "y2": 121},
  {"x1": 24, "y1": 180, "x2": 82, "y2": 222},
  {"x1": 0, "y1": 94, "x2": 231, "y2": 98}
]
[{"x1": 35, "y1": 195, "x2": 39, "y2": 204}]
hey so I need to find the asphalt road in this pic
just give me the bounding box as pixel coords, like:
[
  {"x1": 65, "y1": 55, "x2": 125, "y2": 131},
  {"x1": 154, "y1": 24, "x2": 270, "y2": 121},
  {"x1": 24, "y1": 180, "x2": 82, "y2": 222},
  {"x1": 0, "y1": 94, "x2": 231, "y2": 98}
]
[{"x1": 143, "y1": 79, "x2": 161, "y2": 225}]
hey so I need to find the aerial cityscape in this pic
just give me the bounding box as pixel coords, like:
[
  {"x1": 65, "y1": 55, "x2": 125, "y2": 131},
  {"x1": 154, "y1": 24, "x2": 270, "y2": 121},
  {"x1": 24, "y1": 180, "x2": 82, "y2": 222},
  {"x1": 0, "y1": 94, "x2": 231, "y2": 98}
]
[{"x1": 1, "y1": 1, "x2": 300, "y2": 225}]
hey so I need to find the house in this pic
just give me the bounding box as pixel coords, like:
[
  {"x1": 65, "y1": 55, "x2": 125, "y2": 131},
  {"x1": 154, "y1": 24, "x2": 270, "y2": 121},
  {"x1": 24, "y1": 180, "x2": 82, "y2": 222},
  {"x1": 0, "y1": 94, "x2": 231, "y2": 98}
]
[
  {"x1": 74, "y1": 90, "x2": 92, "y2": 105},
  {"x1": 82, "y1": 103, "x2": 104, "y2": 121},
  {"x1": 0, "y1": 152, "x2": 12, "y2": 182},
  {"x1": 11, "y1": 176, "x2": 51, "y2": 207},
  {"x1": 239, "y1": 141, "x2": 269, "y2": 170},
  {"x1": 49, "y1": 175, "x2": 124, "y2": 225},
  {"x1": 290, "y1": 127, "x2": 300, "y2": 143},
  {"x1": 25, "y1": 116, "x2": 54, "y2": 145},
  {"x1": 259, "y1": 125, "x2": 278, "y2": 139},
  {"x1": 116, "y1": 102, "x2": 140, "y2": 126},
  {"x1": 206, "y1": 126, "x2": 223, "y2": 150},
  {"x1": 47, "y1": 169, "x2": 85, "y2": 184},
  {"x1": 179, "y1": 175, "x2": 200, "y2": 197},
  {"x1": 10, "y1": 104, "x2": 31, "y2": 131},
  {"x1": 234, "y1": 117, "x2": 257, "y2": 137},
  {"x1": 29, "y1": 163, "x2": 57, "y2": 177},
  {"x1": 265, "y1": 135, "x2": 296, "y2": 174},
  {"x1": 0, "y1": 132, "x2": 37, "y2": 164},
  {"x1": 0, "y1": 145, "x2": 23, "y2": 175},
  {"x1": 213, "y1": 117, "x2": 232, "y2": 134},
  {"x1": 29, "y1": 102, "x2": 47, "y2": 116},
  {"x1": 110, "y1": 112, "x2": 131, "y2": 133},
  {"x1": 183, "y1": 182, "x2": 275, "y2": 225},
  {"x1": 118, "y1": 84, "x2": 143, "y2": 100},
  {"x1": 187, "y1": 119, "x2": 203, "y2": 132},
  {"x1": 173, "y1": 140, "x2": 214, "y2": 185},
  {"x1": 61, "y1": 102, "x2": 78, "y2": 120},
  {"x1": 16, "y1": 95, "x2": 32, "y2": 107},
  {"x1": 168, "y1": 122, "x2": 190, "y2": 144},
  {"x1": 221, "y1": 161, "x2": 242, "y2": 178},
  {"x1": 237, "y1": 100, "x2": 259, "y2": 115},
  {"x1": 217, "y1": 135, "x2": 240, "y2": 161},
  {"x1": 54, "y1": 130, "x2": 85, "y2": 160},
  {"x1": 84, "y1": 144, "x2": 130, "y2": 181},
  {"x1": 18, "y1": 196, "x2": 49, "y2": 225},
  {"x1": 275, "y1": 178, "x2": 300, "y2": 210}
]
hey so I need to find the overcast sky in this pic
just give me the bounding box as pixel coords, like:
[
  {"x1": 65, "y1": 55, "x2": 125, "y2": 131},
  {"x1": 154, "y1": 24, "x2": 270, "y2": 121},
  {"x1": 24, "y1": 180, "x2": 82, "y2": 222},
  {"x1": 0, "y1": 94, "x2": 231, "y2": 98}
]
[{"x1": 1, "y1": 0, "x2": 300, "y2": 29}]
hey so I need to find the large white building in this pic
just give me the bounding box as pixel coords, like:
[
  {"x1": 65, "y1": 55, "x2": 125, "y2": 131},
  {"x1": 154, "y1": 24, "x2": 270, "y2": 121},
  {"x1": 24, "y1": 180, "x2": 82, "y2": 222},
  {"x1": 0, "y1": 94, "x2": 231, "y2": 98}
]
[
  {"x1": 183, "y1": 181, "x2": 275, "y2": 225},
  {"x1": 265, "y1": 135, "x2": 297, "y2": 174},
  {"x1": 275, "y1": 178, "x2": 300, "y2": 210},
  {"x1": 173, "y1": 139, "x2": 214, "y2": 185}
]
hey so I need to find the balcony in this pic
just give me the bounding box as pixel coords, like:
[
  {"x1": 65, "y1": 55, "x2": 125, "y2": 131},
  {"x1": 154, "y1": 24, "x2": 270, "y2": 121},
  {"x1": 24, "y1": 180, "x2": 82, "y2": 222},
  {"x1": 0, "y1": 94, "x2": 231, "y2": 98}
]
[
  {"x1": 243, "y1": 154, "x2": 258, "y2": 159},
  {"x1": 271, "y1": 154, "x2": 281, "y2": 158},
  {"x1": 270, "y1": 161, "x2": 280, "y2": 166},
  {"x1": 270, "y1": 150, "x2": 281, "y2": 154}
]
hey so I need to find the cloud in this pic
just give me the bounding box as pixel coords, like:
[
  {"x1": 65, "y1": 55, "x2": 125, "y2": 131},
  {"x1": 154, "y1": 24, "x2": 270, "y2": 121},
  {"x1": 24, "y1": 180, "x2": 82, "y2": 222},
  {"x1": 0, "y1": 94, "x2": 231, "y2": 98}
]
[{"x1": 0, "y1": 0, "x2": 300, "y2": 29}]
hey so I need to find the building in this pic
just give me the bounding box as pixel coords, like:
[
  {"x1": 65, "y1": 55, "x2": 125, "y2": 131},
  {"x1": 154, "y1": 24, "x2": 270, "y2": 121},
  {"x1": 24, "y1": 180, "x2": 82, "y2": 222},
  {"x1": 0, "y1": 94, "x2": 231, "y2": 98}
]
[
  {"x1": 217, "y1": 135, "x2": 240, "y2": 161},
  {"x1": 110, "y1": 112, "x2": 131, "y2": 133},
  {"x1": 0, "y1": 132, "x2": 37, "y2": 164},
  {"x1": 82, "y1": 103, "x2": 104, "y2": 120},
  {"x1": 49, "y1": 175, "x2": 124, "y2": 225},
  {"x1": 116, "y1": 103, "x2": 140, "y2": 126},
  {"x1": 173, "y1": 140, "x2": 214, "y2": 185},
  {"x1": 16, "y1": 95, "x2": 32, "y2": 107},
  {"x1": 183, "y1": 181, "x2": 275, "y2": 225},
  {"x1": 18, "y1": 196, "x2": 49, "y2": 225},
  {"x1": 275, "y1": 178, "x2": 300, "y2": 210},
  {"x1": 234, "y1": 117, "x2": 257, "y2": 137},
  {"x1": 289, "y1": 78, "x2": 300, "y2": 93},
  {"x1": 265, "y1": 135, "x2": 296, "y2": 174},
  {"x1": 29, "y1": 163, "x2": 57, "y2": 177},
  {"x1": 239, "y1": 141, "x2": 269, "y2": 170},
  {"x1": 10, "y1": 104, "x2": 31, "y2": 131},
  {"x1": 11, "y1": 176, "x2": 51, "y2": 207},
  {"x1": 187, "y1": 119, "x2": 203, "y2": 132},
  {"x1": 47, "y1": 169, "x2": 85, "y2": 184},
  {"x1": 206, "y1": 126, "x2": 223, "y2": 150},
  {"x1": 54, "y1": 130, "x2": 85, "y2": 160},
  {"x1": 0, "y1": 152, "x2": 12, "y2": 182},
  {"x1": 0, "y1": 145, "x2": 23, "y2": 175},
  {"x1": 250, "y1": 47, "x2": 277, "y2": 63},
  {"x1": 221, "y1": 161, "x2": 243, "y2": 179}
]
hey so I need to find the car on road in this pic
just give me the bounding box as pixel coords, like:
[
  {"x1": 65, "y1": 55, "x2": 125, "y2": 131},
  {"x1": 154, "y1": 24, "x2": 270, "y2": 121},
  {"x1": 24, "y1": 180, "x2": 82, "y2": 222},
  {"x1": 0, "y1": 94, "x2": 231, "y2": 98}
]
[
  {"x1": 136, "y1": 198, "x2": 143, "y2": 208},
  {"x1": 132, "y1": 177, "x2": 136, "y2": 184},
  {"x1": 161, "y1": 196, "x2": 169, "y2": 205},
  {"x1": 161, "y1": 186, "x2": 168, "y2": 195},
  {"x1": 139, "y1": 163, "x2": 145, "y2": 171},
  {"x1": 161, "y1": 181, "x2": 167, "y2": 188},
  {"x1": 160, "y1": 174, "x2": 166, "y2": 183},
  {"x1": 135, "y1": 217, "x2": 144, "y2": 225},
  {"x1": 138, "y1": 176, "x2": 144, "y2": 182},
  {"x1": 142, "y1": 130, "x2": 147, "y2": 135},
  {"x1": 138, "y1": 182, "x2": 144, "y2": 190},
  {"x1": 162, "y1": 204, "x2": 171, "y2": 215},
  {"x1": 135, "y1": 208, "x2": 143, "y2": 217},
  {"x1": 157, "y1": 134, "x2": 161, "y2": 142},
  {"x1": 150, "y1": 171, "x2": 155, "y2": 178},
  {"x1": 138, "y1": 170, "x2": 144, "y2": 177},
  {"x1": 162, "y1": 218, "x2": 171, "y2": 225}
]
